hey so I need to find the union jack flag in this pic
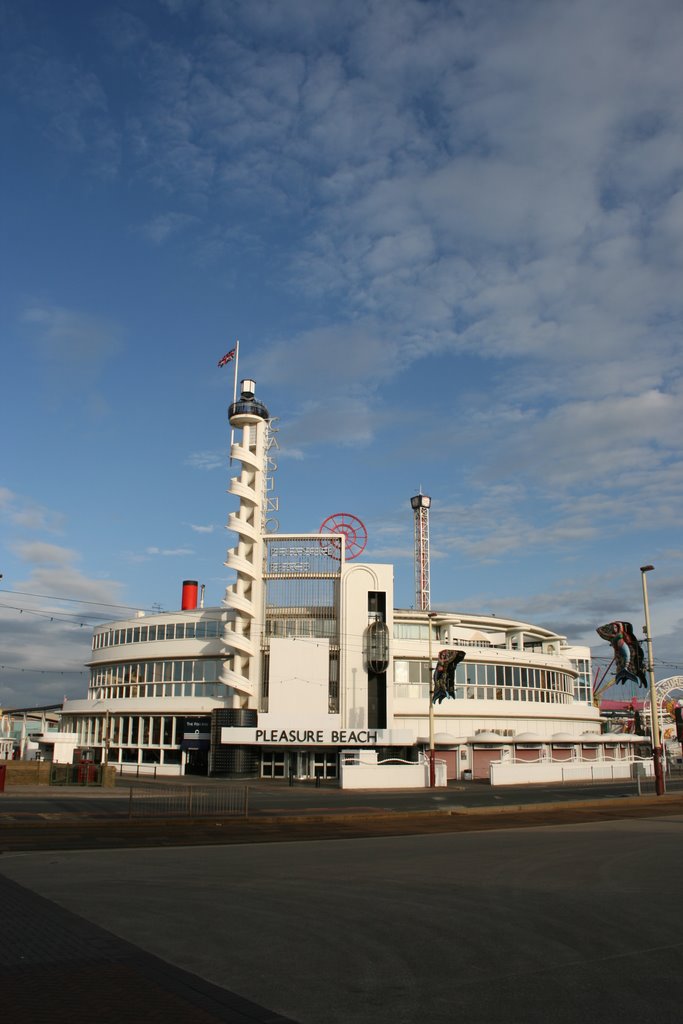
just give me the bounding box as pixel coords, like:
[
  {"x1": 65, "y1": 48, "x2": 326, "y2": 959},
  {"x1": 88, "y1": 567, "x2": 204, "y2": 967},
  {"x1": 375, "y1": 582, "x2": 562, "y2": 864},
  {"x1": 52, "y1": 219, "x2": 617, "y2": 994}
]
[{"x1": 217, "y1": 348, "x2": 236, "y2": 367}]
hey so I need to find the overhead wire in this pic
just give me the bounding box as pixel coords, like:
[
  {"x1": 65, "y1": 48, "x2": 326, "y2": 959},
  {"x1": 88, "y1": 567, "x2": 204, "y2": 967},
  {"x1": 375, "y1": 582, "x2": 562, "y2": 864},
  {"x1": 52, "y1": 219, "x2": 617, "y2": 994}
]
[{"x1": 0, "y1": 588, "x2": 161, "y2": 613}]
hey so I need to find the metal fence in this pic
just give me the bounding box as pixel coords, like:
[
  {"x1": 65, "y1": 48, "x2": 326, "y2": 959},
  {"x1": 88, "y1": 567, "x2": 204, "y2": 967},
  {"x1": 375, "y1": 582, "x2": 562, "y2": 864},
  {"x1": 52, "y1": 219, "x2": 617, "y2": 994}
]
[
  {"x1": 126, "y1": 784, "x2": 249, "y2": 819},
  {"x1": 50, "y1": 764, "x2": 105, "y2": 787}
]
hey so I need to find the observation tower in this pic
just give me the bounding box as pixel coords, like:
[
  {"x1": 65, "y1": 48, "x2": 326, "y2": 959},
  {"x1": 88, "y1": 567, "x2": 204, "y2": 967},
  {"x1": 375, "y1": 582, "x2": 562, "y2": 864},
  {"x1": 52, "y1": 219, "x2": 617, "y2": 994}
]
[{"x1": 220, "y1": 379, "x2": 271, "y2": 704}]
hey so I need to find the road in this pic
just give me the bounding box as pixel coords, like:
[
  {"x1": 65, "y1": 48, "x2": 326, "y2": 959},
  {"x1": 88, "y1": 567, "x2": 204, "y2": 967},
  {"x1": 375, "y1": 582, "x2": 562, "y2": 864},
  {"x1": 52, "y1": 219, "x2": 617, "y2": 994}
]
[
  {"x1": 3, "y1": 774, "x2": 682, "y2": 819},
  {"x1": 3, "y1": 815, "x2": 683, "y2": 1023}
]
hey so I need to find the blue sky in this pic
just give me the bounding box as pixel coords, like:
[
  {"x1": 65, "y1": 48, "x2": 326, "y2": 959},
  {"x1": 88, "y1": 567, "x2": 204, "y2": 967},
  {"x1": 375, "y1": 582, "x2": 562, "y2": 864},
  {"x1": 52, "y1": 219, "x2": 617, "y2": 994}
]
[{"x1": 1, "y1": 0, "x2": 682, "y2": 707}]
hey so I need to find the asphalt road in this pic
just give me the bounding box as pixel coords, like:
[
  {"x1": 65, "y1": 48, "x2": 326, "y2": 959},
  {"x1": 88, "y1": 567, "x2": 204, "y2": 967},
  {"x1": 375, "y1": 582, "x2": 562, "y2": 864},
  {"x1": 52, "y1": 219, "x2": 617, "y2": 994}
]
[
  {"x1": 3, "y1": 815, "x2": 683, "y2": 1023},
  {"x1": 3, "y1": 774, "x2": 682, "y2": 819}
]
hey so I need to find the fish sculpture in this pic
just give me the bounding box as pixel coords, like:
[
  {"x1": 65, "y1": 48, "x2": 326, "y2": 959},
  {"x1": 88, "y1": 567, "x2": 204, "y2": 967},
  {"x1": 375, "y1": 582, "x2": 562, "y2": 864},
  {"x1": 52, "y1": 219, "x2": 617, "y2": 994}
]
[
  {"x1": 595, "y1": 621, "x2": 647, "y2": 688},
  {"x1": 433, "y1": 649, "x2": 466, "y2": 704}
]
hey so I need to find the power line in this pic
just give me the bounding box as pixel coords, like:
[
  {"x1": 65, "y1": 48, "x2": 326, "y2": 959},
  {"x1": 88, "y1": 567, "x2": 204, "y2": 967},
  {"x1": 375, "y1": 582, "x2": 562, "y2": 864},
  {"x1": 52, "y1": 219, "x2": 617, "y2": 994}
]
[
  {"x1": 0, "y1": 588, "x2": 160, "y2": 613},
  {"x1": 0, "y1": 602, "x2": 98, "y2": 628},
  {"x1": 0, "y1": 664, "x2": 86, "y2": 675}
]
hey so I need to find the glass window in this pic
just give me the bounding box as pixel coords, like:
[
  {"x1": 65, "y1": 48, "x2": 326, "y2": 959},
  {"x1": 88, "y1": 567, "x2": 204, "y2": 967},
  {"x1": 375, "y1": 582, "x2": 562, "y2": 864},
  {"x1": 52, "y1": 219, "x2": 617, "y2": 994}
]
[
  {"x1": 126, "y1": 629, "x2": 133, "y2": 643},
  {"x1": 140, "y1": 626, "x2": 148, "y2": 642},
  {"x1": 121, "y1": 748, "x2": 137, "y2": 763},
  {"x1": 185, "y1": 622, "x2": 196, "y2": 639},
  {"x1": 163, "y1": 749, "x2": 181, "y2": 765},
  {"x1": 148, "y1": 625, "x2": 157, "y2": 641},
  {"x1": 130, "y1": 718, "x2": 139, "y2": 744}
]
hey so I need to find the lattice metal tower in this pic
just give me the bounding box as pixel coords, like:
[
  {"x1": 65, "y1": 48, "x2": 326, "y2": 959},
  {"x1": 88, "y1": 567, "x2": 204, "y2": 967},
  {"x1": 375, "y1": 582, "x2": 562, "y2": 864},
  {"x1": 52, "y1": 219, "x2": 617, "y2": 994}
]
[{"x1": 410, "y1": 491, "x2": 432, "y2": 611}]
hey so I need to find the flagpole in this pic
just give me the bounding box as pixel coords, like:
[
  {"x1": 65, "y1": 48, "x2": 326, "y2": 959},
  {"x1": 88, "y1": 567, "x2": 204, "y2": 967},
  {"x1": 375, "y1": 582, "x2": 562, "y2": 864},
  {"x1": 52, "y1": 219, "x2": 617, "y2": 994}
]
[{"x1": 229, "y1": 339, "x2": 239, "y2": 466}]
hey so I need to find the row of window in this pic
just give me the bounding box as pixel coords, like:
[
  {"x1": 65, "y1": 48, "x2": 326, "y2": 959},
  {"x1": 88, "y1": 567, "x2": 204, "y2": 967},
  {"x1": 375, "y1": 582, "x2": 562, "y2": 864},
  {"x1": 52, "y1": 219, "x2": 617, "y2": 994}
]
[
  {"x1": 265, "y1": 618, "x2": 337, "y2": 639},
  {"x1": 394, "y1": 659, "x2": 574, "y2": 695},
  {"x1": 92, "y1": 620, "x2": 224, "y2": 650},
  {"x1": 107, "y1": 748, "x2": 182, "y2": 764},
  {"x1": 393, "y1": 623, "x2": 496, "y2": 646},
  {"x1": 90, "y1": 683, "x2": 225, "y2": 700},
  {"x1": 89, "y1": 659, "x2": 227, "y2": 688},
  {"x1": 72, "y1": 714, "x2": 186, "y2": 748},
  {"x1": 394, "y1": 683, "x2": 573, "y2": 704}
]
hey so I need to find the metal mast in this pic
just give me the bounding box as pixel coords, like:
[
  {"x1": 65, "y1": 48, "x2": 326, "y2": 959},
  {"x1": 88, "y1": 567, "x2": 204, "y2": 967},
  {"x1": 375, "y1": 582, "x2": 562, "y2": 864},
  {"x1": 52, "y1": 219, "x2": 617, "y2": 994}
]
[{"x1": 410, "y1": 491, "x2": 432, "y2": 611}]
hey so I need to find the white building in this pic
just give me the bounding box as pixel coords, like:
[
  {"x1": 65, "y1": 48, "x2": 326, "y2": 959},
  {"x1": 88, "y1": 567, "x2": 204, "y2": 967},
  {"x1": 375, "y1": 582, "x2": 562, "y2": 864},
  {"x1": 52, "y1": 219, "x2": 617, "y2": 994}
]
[{"x1": 59, "y1": 378, "x2": 630, "y2": 783}]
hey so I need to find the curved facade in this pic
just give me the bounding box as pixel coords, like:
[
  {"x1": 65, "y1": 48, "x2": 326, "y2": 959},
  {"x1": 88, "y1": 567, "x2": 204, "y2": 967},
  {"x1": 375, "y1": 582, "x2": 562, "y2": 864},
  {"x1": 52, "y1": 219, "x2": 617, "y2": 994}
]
[{"x1": 59, "y1": 378, "x2": 606, "y2": 782}]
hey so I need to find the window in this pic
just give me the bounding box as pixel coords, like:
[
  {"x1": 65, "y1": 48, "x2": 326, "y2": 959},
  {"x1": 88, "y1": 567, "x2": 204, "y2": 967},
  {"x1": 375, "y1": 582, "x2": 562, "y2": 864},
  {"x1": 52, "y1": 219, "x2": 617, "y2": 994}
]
[{"x1": 262, "y1": 751, "x2": 286, "y2": 778}]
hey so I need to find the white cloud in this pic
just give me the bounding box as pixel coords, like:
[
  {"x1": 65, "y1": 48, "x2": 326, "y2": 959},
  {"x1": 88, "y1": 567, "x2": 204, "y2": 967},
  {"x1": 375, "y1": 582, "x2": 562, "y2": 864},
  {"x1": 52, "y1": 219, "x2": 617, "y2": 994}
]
[
  {"x1": 22, "y1": 305, "x2": 122, "y2": 407},
  {"x1": 145, "y1": 546, "x2": 194, "y2": 557},
  {"x1": 189, "y1": 523, "x2": 215, "y2": 534},
  {"x1": 14, "y1": 542, "x2": 76, "y2": 567},
  {"x1": 0, "y1": 489, "x2": 64, "y2": 533},
  {"x1": 139, "y1": 211, "x2": 197, "y2": 244},
  {"x1": 186, "y1": 451, "x2": 224, "y2": 470}
]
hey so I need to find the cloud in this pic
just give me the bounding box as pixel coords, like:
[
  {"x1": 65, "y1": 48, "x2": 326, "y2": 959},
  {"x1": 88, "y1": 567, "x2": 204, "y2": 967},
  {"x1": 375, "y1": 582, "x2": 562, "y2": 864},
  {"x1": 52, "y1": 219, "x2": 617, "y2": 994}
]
[
  {"x1": 0, "y1": 489, "x2": 64, "y2": 533},
  {"x1": 145, "y1": 546, "x2": 194, "y2": 557},
  {"x1": 189, "y1": 523, "x2": 215, "y2": 534},
  {"x1": 22, "y1": 305, "x2": 122, "y2": 408},
  {"x1": 185, "y1": 451, "x2": 224, "y2": 470},
  {"x1": 14, "y1": 542, "x2": 76, "y2": 567},
  {"x1": 139, "y1": 211, "x2": 197, "y2": 244},
  {"x1": 0, "y1": 555, "x2": 129, "y2": 704}
]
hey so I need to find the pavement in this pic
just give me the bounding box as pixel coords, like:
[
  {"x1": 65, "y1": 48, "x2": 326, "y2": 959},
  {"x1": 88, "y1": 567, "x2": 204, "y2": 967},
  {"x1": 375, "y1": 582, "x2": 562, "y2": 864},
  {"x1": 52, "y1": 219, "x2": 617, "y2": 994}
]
[
  {"x1": 2, "y1": 783, "x2": 683, "y2": 1022},
  {"x1": 3, "y1": 813, "x2": 683, "y2": 1024},
  {"x1": 1, "y1": 868, "x2": 297, "y2": 1022}
]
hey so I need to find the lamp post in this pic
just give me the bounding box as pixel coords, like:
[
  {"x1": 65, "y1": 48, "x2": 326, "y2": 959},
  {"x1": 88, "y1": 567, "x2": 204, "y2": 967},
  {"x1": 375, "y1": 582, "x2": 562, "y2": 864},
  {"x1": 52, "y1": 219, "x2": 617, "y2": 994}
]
[
  {"x1": 640, "y1": 565, "x2": 664, "y2": 796},
  {"x1": 427, "y1": 611, "x2": 438, "y2": 787}
]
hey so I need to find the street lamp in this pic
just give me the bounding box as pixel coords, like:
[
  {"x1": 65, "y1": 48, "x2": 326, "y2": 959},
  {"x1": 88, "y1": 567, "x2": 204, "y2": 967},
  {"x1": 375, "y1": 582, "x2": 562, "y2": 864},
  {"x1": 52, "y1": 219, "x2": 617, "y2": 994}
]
[
  {"x1": 640, "y1": 565, "x2": 664, "y2": 796},
  {"x1": 427, "y1": 611, "x2": 438, "y2": 788}
]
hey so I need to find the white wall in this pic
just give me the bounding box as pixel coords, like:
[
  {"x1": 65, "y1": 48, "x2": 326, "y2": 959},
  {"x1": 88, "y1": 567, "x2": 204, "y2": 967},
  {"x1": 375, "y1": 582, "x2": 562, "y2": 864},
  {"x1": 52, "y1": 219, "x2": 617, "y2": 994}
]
[
  {"x1": 340, "y1": 562, "x2": 394, "y2": 730},
  {"x1": 340, "y1": 755, "x2": 447, "y2": 789},
  {"x1": 263, "y1": 637, "x2": 338, "y2": 728},
  {"x1": 490, "y1": 760, "x2": 654, "y2": 785}
]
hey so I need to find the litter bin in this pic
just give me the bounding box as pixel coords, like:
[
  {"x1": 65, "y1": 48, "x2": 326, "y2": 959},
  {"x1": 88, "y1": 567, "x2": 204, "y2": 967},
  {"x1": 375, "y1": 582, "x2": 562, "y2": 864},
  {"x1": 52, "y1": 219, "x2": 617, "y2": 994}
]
[
  {"x1": 462, "y1": 769, "x2": 472, "y2": 781},
  {"x1": 0, "y1": 764, "x2": 6, "y2": 793}
]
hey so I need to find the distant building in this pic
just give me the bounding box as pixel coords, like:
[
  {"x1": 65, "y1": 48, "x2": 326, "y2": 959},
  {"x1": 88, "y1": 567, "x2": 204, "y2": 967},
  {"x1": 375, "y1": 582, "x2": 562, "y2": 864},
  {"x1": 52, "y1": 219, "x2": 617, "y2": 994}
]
[{"x1": 60, "y1": 378, "x2": 611, "y2": 781}]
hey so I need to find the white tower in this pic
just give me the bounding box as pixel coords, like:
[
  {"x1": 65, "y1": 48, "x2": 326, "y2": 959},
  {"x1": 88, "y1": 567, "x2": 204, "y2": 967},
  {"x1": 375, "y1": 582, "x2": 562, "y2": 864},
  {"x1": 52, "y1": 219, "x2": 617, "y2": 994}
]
[
  {"x1": 410, "y1": 491, "x2": 432, "y2": 611},
  {"x1": 220, "y1": 379, "x2": 270, "y2": 706}
]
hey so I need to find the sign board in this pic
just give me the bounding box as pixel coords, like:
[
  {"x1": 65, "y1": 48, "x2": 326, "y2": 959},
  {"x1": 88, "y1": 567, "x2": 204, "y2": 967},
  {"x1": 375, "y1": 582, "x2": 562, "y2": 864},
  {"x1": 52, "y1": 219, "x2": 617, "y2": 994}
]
[
  {"x1": 220, "y1": 727, "x2": 414, "y2": 747},
  {"x1": 180, "y1": 716, "x2": 211, "y2": 751}
]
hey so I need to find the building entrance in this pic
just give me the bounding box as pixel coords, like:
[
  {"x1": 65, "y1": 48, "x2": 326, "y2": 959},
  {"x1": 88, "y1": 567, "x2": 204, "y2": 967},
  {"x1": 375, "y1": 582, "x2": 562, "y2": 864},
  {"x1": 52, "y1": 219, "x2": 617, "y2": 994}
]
[
  {"x1": 260, "y1": 749, "x2": 338, "y2": 780},
  {"x1": 185, "y1": 748, "x2": 208, "y2": 776}
]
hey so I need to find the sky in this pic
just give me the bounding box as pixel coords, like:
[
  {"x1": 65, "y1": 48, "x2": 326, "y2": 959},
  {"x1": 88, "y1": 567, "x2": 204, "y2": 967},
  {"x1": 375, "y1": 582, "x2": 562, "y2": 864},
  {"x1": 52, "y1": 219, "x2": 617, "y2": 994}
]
[{"x1": 1, "y1": 0, "x2": 682, "y2": 708}]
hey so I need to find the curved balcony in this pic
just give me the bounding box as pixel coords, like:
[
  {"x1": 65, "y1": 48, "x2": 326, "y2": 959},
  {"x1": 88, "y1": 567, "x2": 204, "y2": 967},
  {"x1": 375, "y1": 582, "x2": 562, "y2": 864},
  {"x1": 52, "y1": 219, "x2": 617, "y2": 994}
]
[
  {"x1": 218, "y1": 665, "x2": 254, "y2": 697},
  {"x1": 229, "y1": 479, "x2": 259, "y2": 505},
  {"x1": 229, "y1": 444, "x2": 261, "y2": 471},
  {"x1": 225, "y1": 551, "x2": 258, "y2": 579},
  {"x1": 229, "y1": 398, "x2": 270, "y2": 422},
  {"x1": 222, "y1": 592, "x2": 255, "y2": 617},
  {"x1": 221, "y1": 628, "x2": 256, "y2": 657},
  {"x1": 227, "y1": 511, "x2": 258, "y2": 543}
]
